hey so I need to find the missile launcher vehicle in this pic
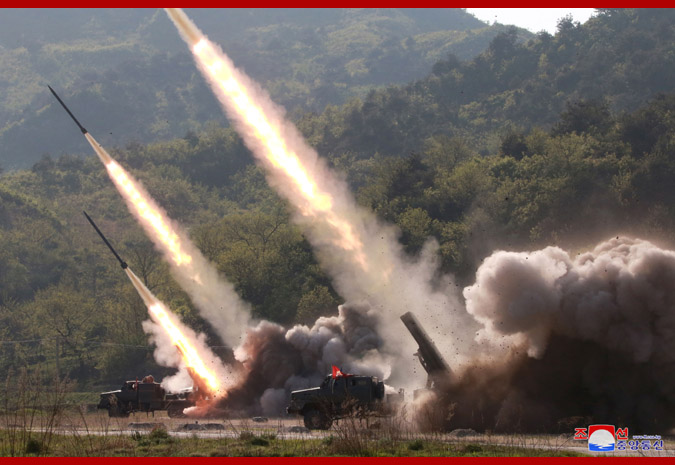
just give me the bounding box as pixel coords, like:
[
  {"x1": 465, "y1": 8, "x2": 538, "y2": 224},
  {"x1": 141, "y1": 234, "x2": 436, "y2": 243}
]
[
  {"x1": 98, "y1": 375, "x2": 195, "y2": 418},
  {"x1": 287, "y1": 311, "x2": 452, "y2": 430},
  {"x1": 286, "y1": 374, "x2": 389, "y2": 430}
]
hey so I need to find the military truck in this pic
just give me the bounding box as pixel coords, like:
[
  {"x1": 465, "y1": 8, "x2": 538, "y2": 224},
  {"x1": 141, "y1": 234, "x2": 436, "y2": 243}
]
[
  {"x1": 286, "y1": 374, "x2": 387, "y2": 429},
  {"x1": 286, "y1": 312, "x2": 451, "y2": 430},
  {"x1": 97, "y1": 376, "x2": 195, "y2": 418}
]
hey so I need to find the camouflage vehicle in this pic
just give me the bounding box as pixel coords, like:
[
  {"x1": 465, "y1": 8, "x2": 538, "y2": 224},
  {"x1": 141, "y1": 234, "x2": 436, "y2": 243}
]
[
  {"x1": 286, "y1": 373, "x2": 387, "y2": 430},
  {"x1": 97, "y1": 375, "x2": 195, "y2": 418}
]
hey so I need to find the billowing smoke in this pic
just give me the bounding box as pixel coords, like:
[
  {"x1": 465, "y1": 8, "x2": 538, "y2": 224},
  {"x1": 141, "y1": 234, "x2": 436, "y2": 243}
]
[
  {"x1": 443, "y1": 236, "x2": 675, "y2": 432},
  {"x1": 47, "y1": 86, "x2": 251, "y2": 398},
  {"x1": 166, "y1": 9, "x2": 474, "y2": 392},
  {"x1": 465, "y1": 236, "x2": 675, "y2": 363},
  {"x1": 158, "y1": 11, "x2": 675, "y2": 431},
  {"x1": 125, "y1": 267, "x2": 236, "y2": 397},
  {"x1": 222, "y1": 303, "x2": 391, "y2": 416}
]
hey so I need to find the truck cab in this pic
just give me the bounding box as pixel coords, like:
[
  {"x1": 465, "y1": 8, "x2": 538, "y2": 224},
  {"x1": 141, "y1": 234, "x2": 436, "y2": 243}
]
[{"x1": 287, "y1": 374, "x2": 385, "y2": 429}]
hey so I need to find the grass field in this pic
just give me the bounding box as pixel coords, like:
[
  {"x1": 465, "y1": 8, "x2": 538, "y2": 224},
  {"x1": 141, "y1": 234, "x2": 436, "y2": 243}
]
[
  {"x1": 0, "y1": 377, "x2": 658, "y2": 458},
  {"x1": 0, "y1": 406, "x2": 592, "y2": 457},
  {"x1": 0, "y1": 427, "x2": 589, "y2": 457}
]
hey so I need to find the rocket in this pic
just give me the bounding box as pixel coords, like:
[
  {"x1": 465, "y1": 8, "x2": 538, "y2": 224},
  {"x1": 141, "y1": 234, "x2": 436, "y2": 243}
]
[
  {"x1": 48, "y1": 85, "x2": 88, "y2": 134},
  {"x1": 48, "y1": 85, "x2": 112, "y2": 164},
  {"x1": 83, "y1": 211, "x2": 128, "y2": 269}
]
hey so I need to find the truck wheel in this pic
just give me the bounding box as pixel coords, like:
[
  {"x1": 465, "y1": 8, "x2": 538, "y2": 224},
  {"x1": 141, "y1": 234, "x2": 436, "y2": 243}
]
[
  {"x1": 304, "y1": 409, "x2": 332, "y2": 430},
  {"x1": 108, "y1": 405, "x2": 129, "y2": 418},
  {"x1": 167, "y1": 405, "x2": 186, "y2": 418}
]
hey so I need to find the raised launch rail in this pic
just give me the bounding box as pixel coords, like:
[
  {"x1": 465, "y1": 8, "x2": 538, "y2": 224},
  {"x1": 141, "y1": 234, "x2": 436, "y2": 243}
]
[{"x1": 400, "y1": 311, "x2": 452, "y2": 389}]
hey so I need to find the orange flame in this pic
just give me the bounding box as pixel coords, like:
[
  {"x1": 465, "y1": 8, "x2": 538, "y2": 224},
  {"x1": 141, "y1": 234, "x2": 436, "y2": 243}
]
[
  {"x1": 148, "y1": 303, "x2": 219, "y2": 393},
  {"x1": 125, "y1": 268, "x2": 220, "y2": 394},
  {"x1": 84, "y1": 132, "x2": 193, "y2": 268},
  {"x1": 83, "y1": 121, "x2": 223, "y2": 396},
  {"x1": 106, "y1": 160, "x2": 192, "y2": 267},
  {"x1": 188, "y1": 33, "x2": 368, "y2": 270}
]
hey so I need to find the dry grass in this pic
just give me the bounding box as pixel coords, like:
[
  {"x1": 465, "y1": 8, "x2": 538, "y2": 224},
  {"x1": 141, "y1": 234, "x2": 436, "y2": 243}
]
[
  {"x1": 1, "y1": 367, "x2": 70, "y2": 456},
  {"x1": 0, "y1": 374, "x2": 594, "y2": 457}
]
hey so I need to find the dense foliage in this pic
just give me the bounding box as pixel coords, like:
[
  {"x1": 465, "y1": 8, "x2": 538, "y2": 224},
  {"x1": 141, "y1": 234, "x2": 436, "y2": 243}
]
[
  {"x1": 1, "y1": 8, "x2": 674, "y2": 390},
  {"x1": 0, "y1": 8, "x2": 519, "y2": 170},
  {"x1": 296, "y1": 9, "x2": 675, "y2": 160}
]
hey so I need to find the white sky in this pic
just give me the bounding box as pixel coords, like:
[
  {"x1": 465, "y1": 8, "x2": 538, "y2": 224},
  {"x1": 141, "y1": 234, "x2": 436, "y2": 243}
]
[{"x1": 465, "y1": 8, "x2": 597, "y2": 34}]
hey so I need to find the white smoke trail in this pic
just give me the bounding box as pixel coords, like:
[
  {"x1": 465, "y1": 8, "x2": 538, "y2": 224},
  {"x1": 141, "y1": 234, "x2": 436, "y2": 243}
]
[
  {"x1": 84, "y1": 132, "x2": 252, "y2": 350},
  {"x1": 124, "y1": 267, "x2": 236, "y2": 395},
  {"x1": 163, "y1": 13, "x2": 675, "y2": 428},
  {"x1": 166, "y1": 9, "x2": 475, "y2": 389}
]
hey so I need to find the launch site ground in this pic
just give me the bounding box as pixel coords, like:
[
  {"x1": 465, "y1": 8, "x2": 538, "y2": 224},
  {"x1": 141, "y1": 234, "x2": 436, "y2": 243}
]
[{"x1": 2, "y1": 411, "x2": 673, "y2": 457}]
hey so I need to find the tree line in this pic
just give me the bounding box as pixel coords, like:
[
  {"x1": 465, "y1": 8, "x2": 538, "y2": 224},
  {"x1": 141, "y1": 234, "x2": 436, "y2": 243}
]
[{"x1": 1, "y1": 8, "x2": 674, "y2": 389}]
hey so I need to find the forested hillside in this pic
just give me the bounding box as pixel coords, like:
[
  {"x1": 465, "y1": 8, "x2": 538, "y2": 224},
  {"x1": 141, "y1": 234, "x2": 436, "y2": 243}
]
[
  {"x1": 296, "y1": 9, "x2": 675, "y2": 160},
  {"x1": 0, "y1": 8, "x2": 523, "y2": 170},
  {"x1": 1, "y1": 8, "x2": 675, "y2": 390}
]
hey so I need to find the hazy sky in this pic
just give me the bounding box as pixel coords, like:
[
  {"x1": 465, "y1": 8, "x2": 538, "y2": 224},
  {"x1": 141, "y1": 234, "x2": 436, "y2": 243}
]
[{"x1": 465, "y1": 8, "x2": 596, "y2": 34}]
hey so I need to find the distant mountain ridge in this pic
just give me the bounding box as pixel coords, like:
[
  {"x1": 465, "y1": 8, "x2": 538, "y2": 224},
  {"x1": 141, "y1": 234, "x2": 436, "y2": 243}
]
[{"x1": 0, "y1": 8, "x2": 523, "y2": 170}]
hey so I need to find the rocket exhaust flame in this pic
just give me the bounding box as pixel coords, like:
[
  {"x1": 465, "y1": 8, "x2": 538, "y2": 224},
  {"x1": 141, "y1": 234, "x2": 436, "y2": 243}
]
[
  {"x1": 48, "y1": 84, "x2": 252, "y2": 351},
  {"x1": 95, "y1": 140, "x2": 252, "y2": 346},
  {"x1": 105, "y1": 158, "x2": 192, "y2": 267},
  {"x1": 84, "y1": 131, "x2": 193, "y2": 267},
  {"x1": 125, "y1": 268, "x2": 223, "y2": 395},
  {"x1": 166, "y1": 8, "x2": 368, "y2": 271},
  {"x1": 82, "y1": 211, "x2": 228, "y2": 396},
  {"x1": 166, "y1": 8, "x2": 471, "y2": 388},
  {"x1": 49, "y1": 85, "x2": 245, "y2": 409},
  {"x1": 88, "y1": 132, "x2": 252, "y2": 347}
]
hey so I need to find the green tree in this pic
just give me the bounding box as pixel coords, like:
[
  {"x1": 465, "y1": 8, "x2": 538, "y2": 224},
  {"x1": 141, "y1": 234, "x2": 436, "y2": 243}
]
[
  {"x1": 552, "y1": 99, "x2": 613, "y2": 136},
  {"x1": 295, "y1": 285, "x2": 340, "y2": 324}
]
